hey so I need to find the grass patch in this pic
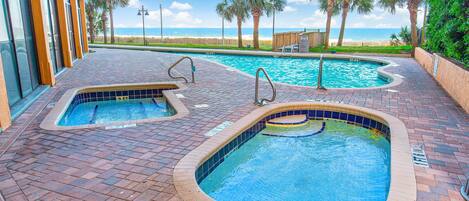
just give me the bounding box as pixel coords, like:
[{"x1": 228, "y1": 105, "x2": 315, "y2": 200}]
[
  {"x1": 310, "y1": 45, "x2": 412, "y2": 54},
  {"x1": 92, "y1": 41, "x2": 273, "y2": 51},
  {"x1": 92, "y1": 41, "x2": 411, "y2": 54}
]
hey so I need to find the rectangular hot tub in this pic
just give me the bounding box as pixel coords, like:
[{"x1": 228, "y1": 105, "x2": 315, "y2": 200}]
[{"x1": 41, "y1": 82, "x2": 189, "y2": 130}]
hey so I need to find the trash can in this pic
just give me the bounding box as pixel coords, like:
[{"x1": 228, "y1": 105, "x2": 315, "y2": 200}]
[{"x1": 299, "y1": 34, "x2": 309, "y2": 53}]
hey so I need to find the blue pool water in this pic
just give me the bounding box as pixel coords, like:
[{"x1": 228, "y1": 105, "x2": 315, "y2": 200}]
[
  {"x1": 200, "y1": 120, "x2": 390, "y2": 201},
  {"x1": 175, "y1": 53, "x2": 389, "y2": 88},
  {"x1": 59, "y1": 97, "x2": 175, "y2": 126}
]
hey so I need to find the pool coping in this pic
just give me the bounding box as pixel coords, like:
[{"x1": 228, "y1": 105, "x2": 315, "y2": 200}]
[
  {"x1": 40, "y1": 82, "x2": 190, "y2": 131},
  {"x1": 90, "y1": 44, "x2": 403, "y2": 91},
  {"x1": 173, "y1": 102, "x2": 417, "y2": 201}
]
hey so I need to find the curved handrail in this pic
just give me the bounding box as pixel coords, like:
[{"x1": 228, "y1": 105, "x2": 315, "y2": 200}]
[
  {"x1": 317, "y1": 54, "x2": 326, "y2": 90},
  {"x1": 254, "y1": 68, "x2": 276, "y2": 106},
  {"x1": 168, "y1": 56, "x2": 196, "y2": 83}
]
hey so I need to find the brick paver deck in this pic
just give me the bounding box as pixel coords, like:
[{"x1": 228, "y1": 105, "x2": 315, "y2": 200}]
[{"x1": 0, "y1": 48, "x2": 467, "y2": 201}]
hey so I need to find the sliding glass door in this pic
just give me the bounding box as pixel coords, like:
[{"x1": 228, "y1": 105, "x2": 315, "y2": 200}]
[
  {"x1": 65, "y1": 0, "x2": 76, "y2": 60},
  {"x1": 0, "y1": 0, "x2": 40, "y2": 106},
  {"x1": 0, "y1": 0, "x2": 21, "y2": 105},
  {"x1": 77, "y1": 0, "x2": 84, "y2": 53},
  {"x1": 43, "y1": 0, "x2": 64, "y2": 74}
]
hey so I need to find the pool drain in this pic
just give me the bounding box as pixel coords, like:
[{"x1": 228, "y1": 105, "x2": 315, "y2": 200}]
[
  {"x1": 205, "y1": 121, "x2": 233, "y2": 137},
  {"x1": 411, "y1": 144, "x2": 429, "y2": 167}
]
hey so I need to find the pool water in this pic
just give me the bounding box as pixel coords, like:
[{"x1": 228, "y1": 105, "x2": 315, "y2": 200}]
[
  {"x1": 175, "y1": 53, "x2": 389, "y2": 88},
  {"x1": 199, "y1": 120, "x2": 390, "y2": 201},
  {"x1": 59, "y1": 97, "x2": 175, "y2": 126}
]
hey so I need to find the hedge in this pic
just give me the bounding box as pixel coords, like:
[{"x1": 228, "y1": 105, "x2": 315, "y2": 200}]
[{"x1": 425, "y1": 0, "x2": 468, "y2": 67}]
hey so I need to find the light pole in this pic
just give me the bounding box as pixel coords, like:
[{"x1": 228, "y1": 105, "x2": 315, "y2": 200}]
[
  {"x1": 137, "y1": 5, "x2": 149, "y2": 45},
  {"x1": 160, "y1": 0, "x2": 164, "y2": 41}
]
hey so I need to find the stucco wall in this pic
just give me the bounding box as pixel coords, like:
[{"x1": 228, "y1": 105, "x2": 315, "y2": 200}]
[
  {"x1": 415, "y1": 48, "x2": 434, "y2": 74},
  {"x1": 415, "y1": 47, "x2": 469, "y2": 113}
]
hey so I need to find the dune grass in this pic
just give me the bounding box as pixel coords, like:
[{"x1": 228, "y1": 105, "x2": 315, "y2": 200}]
[
  {"x1": 309, "y1": 45, "x2": 412, "y2": 54},
  {"x1": 92, "y1": 41, "x2": 411, "y2": 54},
  {"x1": 92, "y1": 41, "x2": 273, "y2": 51}
]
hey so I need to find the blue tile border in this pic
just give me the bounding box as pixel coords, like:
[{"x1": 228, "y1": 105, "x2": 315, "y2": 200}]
[
  {"x1": 68, "y1": 88, "x2": 175, "y2": 111},
  {"x1": 195, "y1": 109, "x2": 391, "y2": 183}
]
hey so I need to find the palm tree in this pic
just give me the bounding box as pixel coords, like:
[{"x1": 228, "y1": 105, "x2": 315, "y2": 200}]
[
  {"x1": 86, "y1": 0, "x2": 105, "y2": 43},
  {"x1": 216, "y1": 0, "x2": 232, "y2": 46},
  {"x1": 227, "y1": 0, "x2": 250, "y2": 48},
  {"x1": 378, "y1": 0, "x2": 422, "y2": 56},
  {"x1": 100, "y1": 0, "x2": 109, "y2": 44},
  {"x1": 318, "y1": 0, "x2": 340, "y2": 49},
  {"x1": 246, "y1": 0, "x2": 268, "y2": 49},
  {"x1": 337, "y1": 0, "x2": 373, "y2": 46},
  {"x1": 109, "y1": 0, "x2": 129, "y2": 44},
  {"x1": 266, "y1": 0, "x2": 286, "y2": 47}
]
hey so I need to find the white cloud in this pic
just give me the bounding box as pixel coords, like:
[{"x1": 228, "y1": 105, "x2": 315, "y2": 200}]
[
  {"x1": 287, "y1": 0, "x2": 314, "y2": 4},
  {"x1": 283, "y1": 6, "x2": 297, "y2": 13},
  {"x1": 363, "y1": 13, "x2": 384, "y2": 20},
  {"x1": 349, "y1": 22, "x2": 365, "y2": 28},
  {"x1": 170, "y1": 1, "x2": 192, "y2": 10},
  {"x1": 172, "y1": 11, "x2": 202, "y2": 27},
  {"x1": 128, "y1": 0, "x2": 140, "y2": 8},
  {"x1": 300, "y1": 10, "x2": 337, "y2": 28},
  {"x1": 148, "y1": 9, "x2": 173, "y2": 20}
]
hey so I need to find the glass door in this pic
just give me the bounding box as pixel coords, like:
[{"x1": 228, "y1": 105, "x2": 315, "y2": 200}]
[
  {"x1": 65, "y1": 0, "x2": 76, "y2": 60},
  {"x1": 77, "y1": 0, "x2": 84, "y2": 53},
  {"x1": 0, "y1": 0, "x2": 41, "y2": 107},
  {"x1": 8, "y1": 0, "x2": 36, "y2": 95},
  {"x1": 19, "y1": 0, "x2": 40, "y2": 88},
  {"x1": 43, "y1": 0, "x2": 64, "y2": 74},
  {"x1": 0, "y1": 0, "x2": 21, "y2": 105}
]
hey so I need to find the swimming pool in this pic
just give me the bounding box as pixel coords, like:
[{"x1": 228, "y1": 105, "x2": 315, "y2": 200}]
[
  {"x1": 174, "y1": 52, "x2": 391, "y2": 88},
  {"x1": 199, "y1": 119, "x2": 390, "y2": 201},
  {"x1": 59, "y1": 97, "x2": 175, "y2": 126}
]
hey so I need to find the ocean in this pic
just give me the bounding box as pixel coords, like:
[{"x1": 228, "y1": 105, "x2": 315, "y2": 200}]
[{"x1": 113, "y1": 28, "x2": 400, "y2": 42}]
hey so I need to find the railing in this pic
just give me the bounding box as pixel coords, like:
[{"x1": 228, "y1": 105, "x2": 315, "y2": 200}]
[
  {"x1": 254, "y1": 68, "x2": 276, "y2": 106},
  {"x1": 317, "y1": 54, "x2": 326, "y2": 90},
  {"x1": 462, "y1": 179, "x2": 469, "y2": 201},
  {"x1": 168, "y1": 56, "x2": 196, "y2": 83}
]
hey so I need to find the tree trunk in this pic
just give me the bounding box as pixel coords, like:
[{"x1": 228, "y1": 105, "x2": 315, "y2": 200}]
[
  {"x1": 252, "y1": 8, "x2": 260, "y2": 49},
  {"x1": 337, "y1": 0, "x2": 349, "y2": 46},
  {"x1": 86, "y1": 4, "x2": 95, "y2": 43},
  {"x1": 324, "y1": 0, "x2": 334, "y2": 49},
  {"x1": 408, "y1": 0, "x2": 419, "y2": 56},
  {"x1": 102, "y1": 10, "x2": 107, "y2": 44},
  {"x1": 110, "y1": 6, "x2": 115, "y2": 44},
  {"x1": 237, "y1": 16, "x2": 243, "y2": 48}
]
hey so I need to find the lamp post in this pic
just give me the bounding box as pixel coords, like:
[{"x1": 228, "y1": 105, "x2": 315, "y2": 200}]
[
  {"x1": 160, "y1": 0, "x2": 164, "y2": 41},
  {"x1": 137, "y1": 5, "x2": 149, "y2": 45}
]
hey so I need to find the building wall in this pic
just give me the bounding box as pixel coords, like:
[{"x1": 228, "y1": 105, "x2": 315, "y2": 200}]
[
  {"x1": 0, "y1": 0, "x2": 88, "y2": 131},
  {"x1": 415, "y1": 47, "x2": 469, "y2": 113}
]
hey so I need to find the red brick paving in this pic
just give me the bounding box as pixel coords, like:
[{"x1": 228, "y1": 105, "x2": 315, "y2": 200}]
[{"x1": 0, "y1": 48, "x2": 467, "y2": 200}]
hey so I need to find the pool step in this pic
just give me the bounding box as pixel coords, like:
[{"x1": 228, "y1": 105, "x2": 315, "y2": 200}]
[
  {"x1": 266, "y1": 115, "x2": 308, "y2": 127},
  {"x1": 262, "y1": 120, "x2": 326, "y2": 138}
]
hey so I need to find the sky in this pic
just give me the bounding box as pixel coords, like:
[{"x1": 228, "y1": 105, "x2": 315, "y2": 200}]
[{"x1": 112, "y1": 0, "x2": 425, "y2": 29}]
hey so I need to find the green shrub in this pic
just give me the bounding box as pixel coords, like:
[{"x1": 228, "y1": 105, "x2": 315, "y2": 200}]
[
  {"x1": 425, "y1": 0, "x2": 468, "y2": 67},
  {"x1": 399, "y1": 27, "x2": 412, "y2": 45}
]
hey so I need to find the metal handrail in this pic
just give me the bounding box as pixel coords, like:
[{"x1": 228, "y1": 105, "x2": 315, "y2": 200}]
[
  {"x1": 254, "y1": 68, "x2": 276, "y2": 106},
  {"x1": 317, "y1": 54, "x2": 326, "y2": 90},
  {"x1": 462, "y1": 179, "x2": 469, "y2": 201},
  {"x1": 168, "y1": 56, "x2": 196, "y2": 83}
]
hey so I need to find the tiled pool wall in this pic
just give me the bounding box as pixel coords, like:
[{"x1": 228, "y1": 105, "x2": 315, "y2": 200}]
[
  {"x1": 195, "y1": 109, "x2": 391, "y2": 183},
  {"x1": 68, "y1": 88, "x2": 176, "y2": 111}
]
